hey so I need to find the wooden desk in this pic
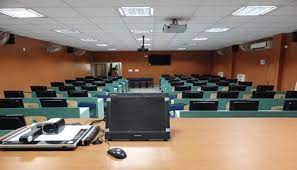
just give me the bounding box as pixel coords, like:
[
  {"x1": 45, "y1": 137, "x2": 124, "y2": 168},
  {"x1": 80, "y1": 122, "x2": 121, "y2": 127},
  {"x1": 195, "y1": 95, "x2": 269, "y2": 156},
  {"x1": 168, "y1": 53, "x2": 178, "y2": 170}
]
[{"x1": 1, "y1": 118, "x2": 297, "y2": 170}]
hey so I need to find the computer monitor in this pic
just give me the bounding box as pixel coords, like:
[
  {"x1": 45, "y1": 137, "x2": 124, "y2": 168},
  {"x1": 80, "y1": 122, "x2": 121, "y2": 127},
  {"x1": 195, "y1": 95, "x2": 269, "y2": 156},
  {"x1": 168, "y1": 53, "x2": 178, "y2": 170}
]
[
  {"x1": 208, "y1": 78, "x2": 220, "y2": 83},
  {"x1": 191, "y1": 74, "x2": 200, "y2": 78},
  {"x1": 58, "y1": 85, "x2": 76, "y2": 91},
  {"x1": 217, "y1": 81, "x2": 230, "y2": 86},
  {"x1": 40, "y1": 99, "x2": 68, "y2": 107},
  {"x1": 175, "y1": 86, "x2": 191, "y2": 91},
  {"x1": 229, "y1": 100, "x2": 259, "y2": 111},
  {"x1": 98, "y1": 76, "x2": 107, "y2": 79},
  {"x1": 4, "y1": 91, "x2": 24, "y2": 98},
  {"x1": 283, "y1": 100, "x2": 297, "y2": 111},
  {"x1": 198, "y1": 77, "x2": 208, "y2": 81},
  {"x1": 92, "y1": 81, "x2": 106, "y2": 87},
  {"x1": 85, "y1": 76, "x2": 94, "y2": 79},
  {"x1": 65, "y1": 79, "x2": 76, "y2": 84},
  {"x1": 50, "y1": 82, "x2": 64, "y2": 87},
  {"x1": 256, "y1": 85, "x2": 274, "y2": 92},
  {"x1": 201, "y1": 85, "x2": 218, "y2": 91},
  {"x1": 84, "y1": 79, "x2": 94, "y2": 83},
  {"x1": 189, "y1": 101, "x2": 218, "y2": 111},
  {"x1": 171, "y1": 82, "x2": 184, "y2": 86},
  {"x1": 229, "y1": 85, "x2": 246, "y2": 91},
  {"x1": 81, "y1": 85, "x2": 97, "y2": 91},
  {"x1": 182, "y1": 91, "x2": 203, "y2": 98},
  {"x1": 105, "y1": 93, "x2": 170, "y2": 140},
  {"x1": 180, "y1": 77, "x2": 190, "y2": 80},
  {"x1": 192, "y1": 82, "x2": 207, "y2": 86},
  {"x1": 252, "y1": 91, "x2": 275, "y2": 98},
  {"x1": 67, "y1": 90, "x2": 88, "y2": 97},
  {"x1": 35, "y1": 90, "x2": 57, "y2": 98},
  {"x1": 226, "y1": 79, "x2": 238, "y2": 83},
  {"x1": 76, "y1": 78, "x2": 84, "y2": 81},
  {"x1": 72, "y1": 81, "x2": 86, "y2": 86},
  {"x1": 186, "y1": 79, "x2": 197, "y2": 83},
  {"x1": 219, "y1": 77, "x2": 226, "y2": 80},
  {"x1": 94, "y1": 77, "x2": 103, "y2": 81},
  {"x1": 0, "y1": 99, "x2": 24, "y2": 108},
  {"x1": 217, "y1": 91, "x2": 239, "y2": 99},
  {"x1": 0, "y1": 115, "x2": 26, "y2": 130},
  {"x1": 285, "y1": 91, "x2": 297, "y2": 98},
  {"x1": 238, "y1": 81, "x2": 253, "y2": 86},
  {"x1": 30, "y1": 86, "x2": 47, "y2": 92}
]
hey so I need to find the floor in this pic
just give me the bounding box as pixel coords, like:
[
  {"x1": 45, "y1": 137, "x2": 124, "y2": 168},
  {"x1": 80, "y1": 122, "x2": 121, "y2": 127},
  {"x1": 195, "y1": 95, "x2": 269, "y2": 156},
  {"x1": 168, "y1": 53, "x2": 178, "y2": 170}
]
[{"x1": 128, "y1": 87, "x2": 161, "y2": 93}]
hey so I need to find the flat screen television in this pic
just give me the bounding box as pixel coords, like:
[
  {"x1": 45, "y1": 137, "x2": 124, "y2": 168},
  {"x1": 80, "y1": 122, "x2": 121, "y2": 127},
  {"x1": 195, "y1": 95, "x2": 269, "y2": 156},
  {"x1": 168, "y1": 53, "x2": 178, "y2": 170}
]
[
  {"x1": 182, "y1": 91, "x2": 203, "y2": 98},
  {"x1": 0, "y1": 99, "x2": 24, "y2": 108},
  {"x1": 30, "y1": 86, "x2": 47, "y2": 92},
  {"x1": 4, "y1": 91, "x2": 24, "y2": 98},
  {"x1": 58, "y1": 85, "x2": 76, "y2": 91},
  {"x1": 256, "y1": 85, "x2": 274, "y2": 92},
  {"x1": 105, "y1": 93, "x2": 170, "y2": 140},
  {"x1": 201, "y1": 85, "x2": 218, "y2": 91},
  {"x1": 189, "y1": 101, "x2": 218, "y2": 111},
  {"x1": 36, "y1": 90, "x2": 57, "y2": 98},
  {"x1": 252, "y1": 91, "x2": 275, "y2": 98},
  {"x1": 229, "y1": 85, "x2": 246, "y2": 91},
  {"x1": 40, "y1": 99, "x2": 68, "y2": 107},
  {"x1": 67, "y1": 91, "x2": 88, "y2": 97},
  {"x1": 148, "y1": 55, "x2": 171, "y2": 65},
  {"x1": 217, "y1": 91, "x2": 239, "y2": 99},
  {"x1": 50, "y1": 82, "x2": 64, "y2": 87},
  {"x1": 229, "y1": 100, "x2": 259, "y2": 111},
  {"x1": 283, "y1": 100, "x2": 297, "y2": 111}
]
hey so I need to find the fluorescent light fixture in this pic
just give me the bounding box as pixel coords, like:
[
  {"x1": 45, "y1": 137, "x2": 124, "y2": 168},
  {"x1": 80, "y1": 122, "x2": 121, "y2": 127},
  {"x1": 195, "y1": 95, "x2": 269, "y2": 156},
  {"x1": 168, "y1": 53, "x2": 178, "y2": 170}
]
[
  {"x1": 54, "y1": 29, "x2": 80, "y2": 34},
  {"x1": 144, "y1": 43, "x2": 151, "y2": 46},
  {"x1": 189, "y1": 43, "x2": 197, "y2": 46},
  {"x1": 177, "y1": 47, "x2": 186, "y2": 50},
  {"x1": 0, "y1": 8, "x2": 44, "y2": 18},
  {"x1": 131, "y1": 29, "x2": 153, "y2": 34},
  {"x1": 97, "y1": 44, "x2": 108, "y2": 47},
  {"x1": 232, "y1": 6, "x2": 277, "y2": 16},
  {"x1": 205, "y1": 28, "x2": 230, "y2": 33},
  {"x1": 118, "y1": 7, "x2": 154, "y2": 16},
  {"x1": 108, "y1": 48, "x2": 117, "y2": 51},
  {"x1": 192, "y1": 37, "x2": 208, "y2": 41},
  {"x1": 80, "y1": 38, "x2": 98, "y2": 42},
  {"x1": 136, "y1": 37, "x2": 151, "y2": 41}
]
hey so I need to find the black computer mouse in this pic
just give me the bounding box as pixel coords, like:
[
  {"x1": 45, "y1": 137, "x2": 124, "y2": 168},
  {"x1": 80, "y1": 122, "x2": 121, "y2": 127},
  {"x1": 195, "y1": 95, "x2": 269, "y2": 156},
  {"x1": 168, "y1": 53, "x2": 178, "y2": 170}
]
[{"x1": 107, "y1": 148, "x2": 127, "y2": 159}]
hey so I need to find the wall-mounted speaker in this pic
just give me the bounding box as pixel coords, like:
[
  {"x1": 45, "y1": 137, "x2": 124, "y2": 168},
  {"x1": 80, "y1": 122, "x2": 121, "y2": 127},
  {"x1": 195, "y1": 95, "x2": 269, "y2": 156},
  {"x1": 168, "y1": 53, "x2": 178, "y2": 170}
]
[
  {"x1": 67, "y1": 47, "x2": 74, "y2": 53},
  {"x1": 232, "y1": 45, "x2": 239, "y2": 53},
  {"x1": 292, "y1": 31, "x2": 297, "y2": 42},
  {"x1": 6, "y1": 34, "x2": 15, "y2": 44}
]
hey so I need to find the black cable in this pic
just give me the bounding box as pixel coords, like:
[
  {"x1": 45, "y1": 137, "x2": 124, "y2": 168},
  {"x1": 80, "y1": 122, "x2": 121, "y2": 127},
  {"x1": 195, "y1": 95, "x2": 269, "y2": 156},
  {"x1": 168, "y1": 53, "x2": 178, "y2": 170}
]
[
  {"x1": 99, "y1": 128, "x2": 110, "y2": 149},
  {"x1": 89, "y1": 117, "x2": 106, "y2": 125}
]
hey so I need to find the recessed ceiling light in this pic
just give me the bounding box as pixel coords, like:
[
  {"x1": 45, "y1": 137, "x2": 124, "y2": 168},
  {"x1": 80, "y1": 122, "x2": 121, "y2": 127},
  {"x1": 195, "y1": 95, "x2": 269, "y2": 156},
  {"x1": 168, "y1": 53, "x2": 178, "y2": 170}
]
[
  {"x1": 54, "y1": 29, "x2": 80, "y2": 34},
  {"x1": 108, "y1": 48, "x2": 117, "y2": 51},
  {"x1": 136, "y1": 37, "x2": 151, "y2": 41},
  {"x1": 205, "y1": 28, "x2": 230, "y2": 33},
  {"x1": 192, "y1": 37, "x2": 208, "y2": 41},
  {"x1": 232, "y1": 6, "x2": 277, "y2": 16},
  {"x1": 0, "y1": 8, "x2": 44, "y2": 18},
  {"x1": 80, "y1": 38, "x2": 98, "y2": 42},
  {"x1": 97, "y1": 44, "x2": 108, "y2": 47},
  {"x1": 177, "y1": 47, "x2": 186, "y2": 50},
  {"x1": 118, "y1": 7, "x2": 154, "y2": 16},
  {"x1": 131, "y1": 29, "x2": 153, "y2": 34}
]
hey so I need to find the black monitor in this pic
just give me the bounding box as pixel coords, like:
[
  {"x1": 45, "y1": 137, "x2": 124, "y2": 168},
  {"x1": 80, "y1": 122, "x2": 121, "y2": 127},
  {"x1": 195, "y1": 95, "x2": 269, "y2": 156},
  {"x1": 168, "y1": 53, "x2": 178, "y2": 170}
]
[
  {"x1": 30, "y1": 86, "x2": 47, "y2": 92},
  {"x1": 182, "y1": 91, "x2": 203, "y2": 98},
  {"x1": 94, "y1": 78, "x2": 103, "y2": 81},
  {"x1": 105, "y1": 93, "x2": 170, "y2": 140},
  {"x1": 208, "y1": 78, "x2": 220, "y2": 83},
  {"x1": 84, "y1": 79, "x2": 94, "y2": 83},
  {"x1": 217, "y1": 91, "x2": 239, "y2": 99},
  {"x1": 76, "y1": 78, "x2": 84, "y2": 81},
  {"x1": 201, "y1": 85, "x2": 218, "y2": 91},
  {"x1": 217, "y1": 81, "x2": 230, "y2": 86},
  {"x1": 81, "y1": 85, "x2": 97, "y2": 91},
  {"x1": 175, "y1": 86, "x2": 191, "y2": 91},
  {"x1": 229, "y1": 85, "x2": 246, "y2": 91},
  {"x1": 192, "y1": 82, "x2": 207, "y2": 86},
  {"x1": 219, "y1": 77, "x2": 226, "y2": 80},
  {"x1": 98, "y1": 76, "x2": 107, "y2": 79},
  {"x1": 58, "y1": 85, "x2": 76, "y2": 91},
  {"x1": 238, "y1": 81, "x2": 253, "y2": 86},
  {"x1": 180, "y1": 77, "x2": 190, "y2": 81},
  {"x1": 67, "y1": 91, "x2": 88, "y2": 97},
  {"x1": 198, "y1": 77, "x2": 208, "y2": 81},
  {"x1": 92, "y1": 81, "x2": 106, "y2": 87},
  {"x1": 285, "y1": 91, "x2": 297, "y2": 98},
  {"x1": 186, "y1": 79, "x2": 198, "y2": 83},
  {"x1": 65, "y1": 79, "x2": 76, "y2": 84},
  {"x1": 229, "y1": 100, "x2": 259, "y2": 111},
  {"x1": 85, "y1": 76, "x2": 94, "y2": 79},
  {"x1": 50, "y1": 82, "x2": 64, "y2": 87},
  {"x1": 283, "y1": 100, "x2": 297, "y2": 111},
  {"x1": 226, "y1": 79, "x2": 238, "y2": 83},
  {"x1": 35, "y1": 90, "x2": 57, "y2": 98},
  {"x1": 0, "y1": 99, "x2": 24, "y2": 108},
  {"x1": 4, "y1": 91, "x2": 24, "y2": 98},
  {"x1": 0, "y1": 115, "x2": 26, "y2": 130},
  {"x1": 189, "y1": 101, "x2": 218, "y2": 111},
  {"x1": 191, "y1": 74, "x2": 200, "y2": 78},
  {"x1": 72, "y1": 81, "x2": 86, "y2": 86},
  {"x1": 40, "y1": 99, "x2": 68, "y2": 107},
  {"x1": 256, "y1": 85, "x2": 274, "y2": 92},
  {"x1": 252, "y1": 91, "x2": 275, "y2": 98},
  {"x1": 171, "y1": 82, "x2": 184, "y2": 86}
]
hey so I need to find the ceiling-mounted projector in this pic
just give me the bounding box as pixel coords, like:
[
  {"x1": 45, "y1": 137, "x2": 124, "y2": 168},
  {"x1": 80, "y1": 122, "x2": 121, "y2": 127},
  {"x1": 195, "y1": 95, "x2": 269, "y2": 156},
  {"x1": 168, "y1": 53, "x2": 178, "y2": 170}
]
[
  {"x1": 163, "y1": 19, "x2": 187, "y2": 33},
  {"x1": 137, "y1": 36, "x2": 149, "y2": 52}
]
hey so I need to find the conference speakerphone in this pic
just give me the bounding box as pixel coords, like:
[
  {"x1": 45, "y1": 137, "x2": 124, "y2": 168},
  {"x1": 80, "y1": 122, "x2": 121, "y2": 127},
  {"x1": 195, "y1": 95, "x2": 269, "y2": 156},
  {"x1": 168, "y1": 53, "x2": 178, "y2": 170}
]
[{"x1": 105, "y1": 93, "x2": 170, "y2": 141}]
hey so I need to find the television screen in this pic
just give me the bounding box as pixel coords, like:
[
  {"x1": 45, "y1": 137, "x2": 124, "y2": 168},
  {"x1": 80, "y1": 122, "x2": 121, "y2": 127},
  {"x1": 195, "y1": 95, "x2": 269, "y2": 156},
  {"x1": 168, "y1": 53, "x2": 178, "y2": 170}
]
[{"x1": 149, "y1": 55, "x2": 171, "y2": 65}]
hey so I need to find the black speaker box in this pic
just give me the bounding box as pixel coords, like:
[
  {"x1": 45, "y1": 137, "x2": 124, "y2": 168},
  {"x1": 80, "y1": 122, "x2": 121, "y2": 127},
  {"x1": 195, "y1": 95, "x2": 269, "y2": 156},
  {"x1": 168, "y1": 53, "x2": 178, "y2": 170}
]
[
  {"x1": 6, "y1": 34, "x2": 15, "y2": 44},
  {"x1": 67, "y1": 47, "x2": 74, "y2": 53},
  {"x1": 292, "y1": 31, "x2": 297, "y2": 42}
]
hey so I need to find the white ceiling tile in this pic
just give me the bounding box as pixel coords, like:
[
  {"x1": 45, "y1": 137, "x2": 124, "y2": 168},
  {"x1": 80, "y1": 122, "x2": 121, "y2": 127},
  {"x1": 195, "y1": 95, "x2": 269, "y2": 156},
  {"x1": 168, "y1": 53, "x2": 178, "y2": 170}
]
[
  {"x1": 155, "y1": 6, "x2": 198, "y2": 17},
  {"x1": 267, "y1": 5, "x2": 297, "y2": 16},
  {"x1": 88, "y1": 17, "x2": 123, "y2": 24},
  {"x1": 32, "y1": 8, "x2": 81, "y2": 17},
  {"x1": 122, "y1": 17, "x2": 155, "y2": 24},
  {"x1": 194, "y1": 6, "x2": 240, "y2": 17},
  {"x1": 16, "y1": 0, "x2": 68, "y2": 7},
  {"x1": 75, "y1": 8, "x2": 119, "y2": 17},
  {"x1": 187, "y1": 16, "x2": 223, "y2": 24}
]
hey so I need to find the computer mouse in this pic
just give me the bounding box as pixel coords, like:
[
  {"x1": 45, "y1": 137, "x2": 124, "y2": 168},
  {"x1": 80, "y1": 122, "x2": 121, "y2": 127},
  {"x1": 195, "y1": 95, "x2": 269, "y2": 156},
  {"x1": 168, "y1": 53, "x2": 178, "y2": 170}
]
[{"x1": 107, "y1": 148, "x2": 127, "y2": 159}]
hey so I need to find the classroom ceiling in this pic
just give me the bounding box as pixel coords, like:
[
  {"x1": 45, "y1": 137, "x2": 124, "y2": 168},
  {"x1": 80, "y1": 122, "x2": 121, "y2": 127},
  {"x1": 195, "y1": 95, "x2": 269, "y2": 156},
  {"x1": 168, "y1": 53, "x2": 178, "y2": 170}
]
[{"x1": 0, "y1": 0, "x2": 297, "y2": 51}]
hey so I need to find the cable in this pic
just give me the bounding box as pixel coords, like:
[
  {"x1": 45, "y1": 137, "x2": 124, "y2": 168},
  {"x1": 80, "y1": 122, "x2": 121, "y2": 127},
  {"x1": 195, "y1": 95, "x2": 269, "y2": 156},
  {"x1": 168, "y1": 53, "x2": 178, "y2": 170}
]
[
  {"x1": 89, "y1": 117, "x2": 106, "y2": 125},
  {"x1": 99, "y1": 128, "x2": 110, "y2": 150}
]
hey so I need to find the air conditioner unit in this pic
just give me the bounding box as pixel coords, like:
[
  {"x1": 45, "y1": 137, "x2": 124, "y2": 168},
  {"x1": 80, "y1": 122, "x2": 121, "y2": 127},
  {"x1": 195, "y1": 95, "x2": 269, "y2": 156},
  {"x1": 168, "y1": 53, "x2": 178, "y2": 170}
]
[{"x1": 250, "y1": 41, "x2": 272, "y2": 51}]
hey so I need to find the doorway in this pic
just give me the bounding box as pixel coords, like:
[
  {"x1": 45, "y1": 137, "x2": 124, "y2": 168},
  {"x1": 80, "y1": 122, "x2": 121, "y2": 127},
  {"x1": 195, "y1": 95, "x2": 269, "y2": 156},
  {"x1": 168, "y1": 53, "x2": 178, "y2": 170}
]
[{"x1": 92, "y1": 62, "x2": 122, "y2": 77}]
